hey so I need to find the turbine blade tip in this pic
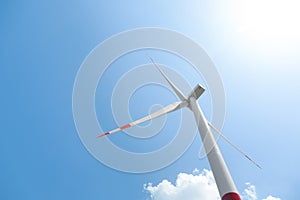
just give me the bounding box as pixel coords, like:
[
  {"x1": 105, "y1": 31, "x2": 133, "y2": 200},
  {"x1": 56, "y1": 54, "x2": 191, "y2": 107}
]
[{"x1": 97, "y1": 132, "x2": 110, "y2": 139}]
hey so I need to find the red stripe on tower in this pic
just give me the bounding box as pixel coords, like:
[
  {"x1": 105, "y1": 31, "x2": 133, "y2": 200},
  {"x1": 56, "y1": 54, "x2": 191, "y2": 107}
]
[
  {"x1": 120, "y1": 124, "x2": 131, "y2": 130},
  {"x1": 222, "y1": 192, "x2": 241, "y2": 200}
]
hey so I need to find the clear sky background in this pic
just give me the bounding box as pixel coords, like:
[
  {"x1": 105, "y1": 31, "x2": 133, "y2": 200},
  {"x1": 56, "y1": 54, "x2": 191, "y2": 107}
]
[{"x1": 1, "y1": 0, "x2": 299, "y2": 199}]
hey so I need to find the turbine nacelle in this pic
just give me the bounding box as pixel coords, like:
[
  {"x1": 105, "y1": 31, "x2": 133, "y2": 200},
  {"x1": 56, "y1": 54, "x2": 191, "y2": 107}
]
[
  {"x1": 188, "y1": 84, "x2": 205, "y2": 101},
  {"x1": 186, "y1": 84, "x2": 205, "y2": 110},
  {"x1": 173, "y1": 84, "x2": 206, "y2": 111}
]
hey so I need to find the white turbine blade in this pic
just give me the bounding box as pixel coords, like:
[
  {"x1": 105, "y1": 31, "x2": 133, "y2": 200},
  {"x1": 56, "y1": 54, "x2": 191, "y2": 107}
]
[
  {"x1": 97, "y1": 101, "x2": 184, "y2": 138},
  {"x1": 208, "y1": 122, "x2": 262, "y2": 169},
  {"x1": 149, "y1": 57, "x2": 186, "y2": 101}
]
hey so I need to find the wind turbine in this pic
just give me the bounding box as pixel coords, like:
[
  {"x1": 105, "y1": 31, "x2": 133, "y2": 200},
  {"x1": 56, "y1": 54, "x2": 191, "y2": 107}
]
[{"x1": 97, "y1": 58, "x2": 260, "y2": 200}]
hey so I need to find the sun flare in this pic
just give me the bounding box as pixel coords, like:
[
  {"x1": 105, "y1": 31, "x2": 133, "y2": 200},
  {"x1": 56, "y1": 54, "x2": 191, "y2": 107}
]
[{"x1": 234, "y1": 0, "x2": 300, "y2": 46}]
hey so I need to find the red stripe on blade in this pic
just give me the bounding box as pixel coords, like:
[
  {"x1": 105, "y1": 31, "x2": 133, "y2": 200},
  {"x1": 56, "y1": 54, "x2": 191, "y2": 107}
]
[
  {"x1": 120, "y1": 124, "x2": 131, "y2": 130},
  {"x1": 97, "y1": 132, "x2": 110, "y2": 138},
  {"x1": 222, "y1": 192, "x2": 241, "y2": 200}
]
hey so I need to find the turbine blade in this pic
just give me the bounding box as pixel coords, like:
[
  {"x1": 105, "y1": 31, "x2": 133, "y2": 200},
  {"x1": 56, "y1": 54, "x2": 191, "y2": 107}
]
[
  {"x1": 208, "y1": 122, "x2": 262, "y2": 169},
  {"x1": 97, "y1": 101, "x2": 184, "y2": 138},
  {"x1": 149, "y1": 57, "x2": 187, "y2": 101}
]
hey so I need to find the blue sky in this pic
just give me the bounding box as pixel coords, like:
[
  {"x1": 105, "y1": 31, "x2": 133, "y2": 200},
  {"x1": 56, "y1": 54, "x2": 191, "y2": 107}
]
[{"x1": 1, "y1": 0, "x2": 299, "y2": 199}]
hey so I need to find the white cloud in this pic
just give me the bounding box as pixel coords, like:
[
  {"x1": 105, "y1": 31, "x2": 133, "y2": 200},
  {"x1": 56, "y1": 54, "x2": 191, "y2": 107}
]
[
  {"x1": 144, "y1": 169, "x2": 281, "y2": 200},
  {"x1": 262, "y1": 196, "x2": 281, "y2": 200},
  {"x1": 145, "y1": 169, "x2": 219, "y2": 200},
  {"x1": 242, "y1": 182, "x2": 257, "y2": 200}
]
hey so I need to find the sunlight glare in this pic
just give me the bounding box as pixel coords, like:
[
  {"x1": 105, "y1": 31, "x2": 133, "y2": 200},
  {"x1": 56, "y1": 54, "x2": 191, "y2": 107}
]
[{"x1": 235, "y1": 0, "x2": 300, "y2": 46}]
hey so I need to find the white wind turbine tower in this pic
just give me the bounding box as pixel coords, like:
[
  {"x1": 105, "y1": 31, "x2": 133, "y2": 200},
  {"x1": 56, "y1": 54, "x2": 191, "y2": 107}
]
[{"x1": 97, "y1": 58, "x2": 261, "y2": 200}]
